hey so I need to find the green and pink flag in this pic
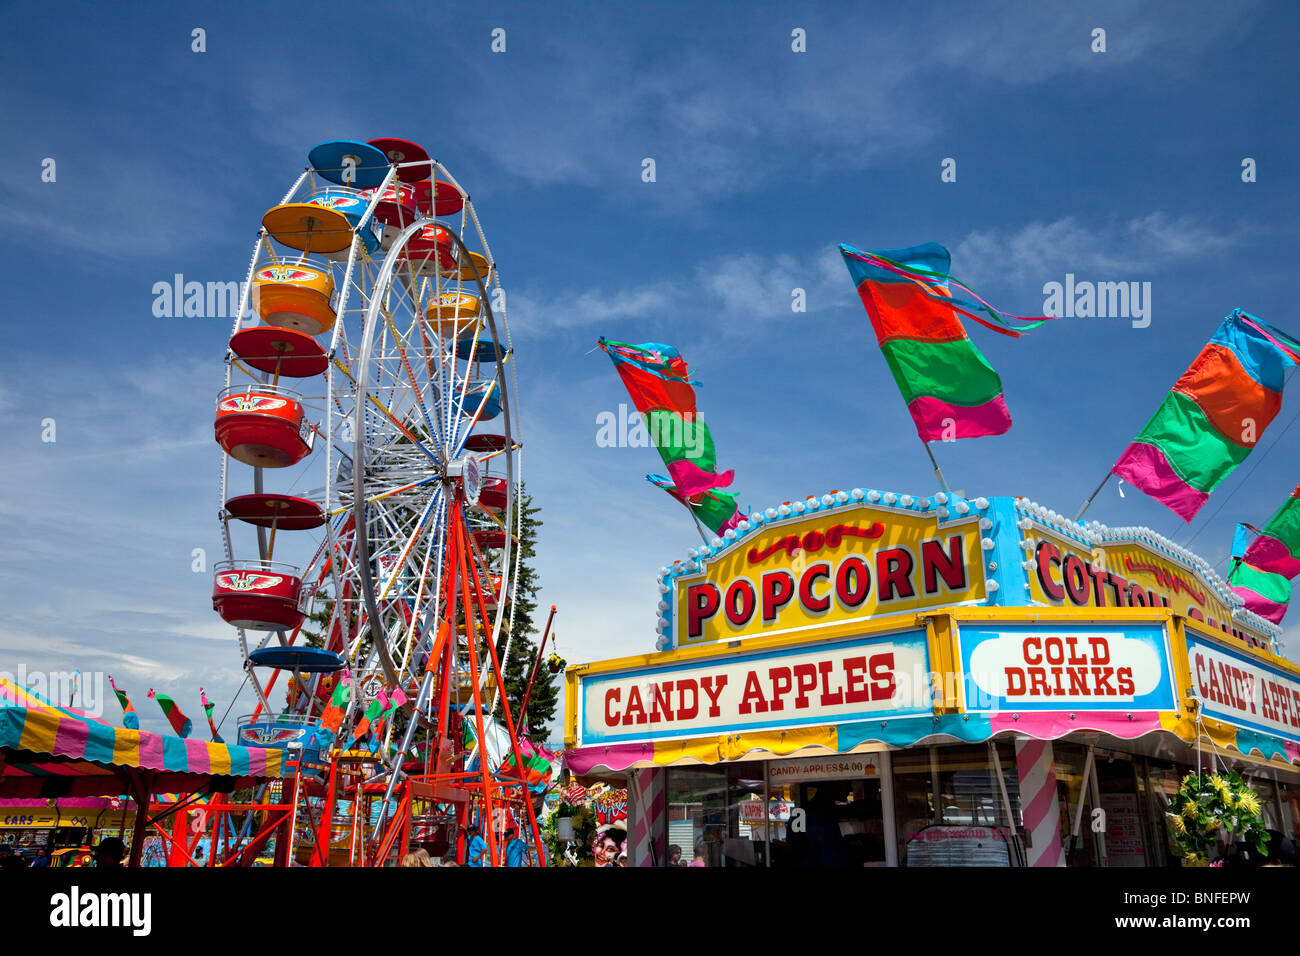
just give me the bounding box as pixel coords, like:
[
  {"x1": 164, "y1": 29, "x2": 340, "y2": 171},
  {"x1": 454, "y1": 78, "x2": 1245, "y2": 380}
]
[
  {"x1": 108, "y1": 675, "x2": 139, "y2": 730},
  {"x1": 1228, "y1": 483, "x2": 1300, "y2": 623},
  {"x1": 200, "y1": 688, "x2": 224, "y2": 744},
  {"x1": 1111, "y1": 310, "x2": 1299, "y2": 522},
  {"x1": 148, "y1": 688, "x2": 192, "y2": 738}
]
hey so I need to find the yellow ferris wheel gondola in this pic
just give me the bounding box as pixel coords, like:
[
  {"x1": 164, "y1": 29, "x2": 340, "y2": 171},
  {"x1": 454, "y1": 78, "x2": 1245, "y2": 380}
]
[{"x1": 262, "y1": 203, "x2": 356, "y2": 254}]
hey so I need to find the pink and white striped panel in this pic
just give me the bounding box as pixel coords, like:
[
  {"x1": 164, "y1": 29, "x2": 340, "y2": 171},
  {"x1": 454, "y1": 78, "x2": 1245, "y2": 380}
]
[
  {"x1": 627, "y1": 767, "x2": 666, "y2": 867},
  {"x1": 1014, "y1": 738, "x2": 1064, "y2": 867}
]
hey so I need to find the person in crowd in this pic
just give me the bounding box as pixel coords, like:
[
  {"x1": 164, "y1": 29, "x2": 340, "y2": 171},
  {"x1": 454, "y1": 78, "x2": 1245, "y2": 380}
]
[
  {"x1": 464, "y1": 826, "x2": 488, "y2": 867},
  {"x1": 688, "y1": 850, "x2": 706, "y2": 867},
  {"x1": 400, "y1": 848, "x2": 433, "y2": 867},
  {"x1": 667, "y1": 844, "x2": 684, "y2": 867},
  {"x1": 94, "y1": 837, "x2": 125, "y2": 868},
  {"x1": 504, "y1": 827, "x2": 528, "y2": 867},
  {"x1": 30, "y1": 848, "x2": 50, "y2": 869}
]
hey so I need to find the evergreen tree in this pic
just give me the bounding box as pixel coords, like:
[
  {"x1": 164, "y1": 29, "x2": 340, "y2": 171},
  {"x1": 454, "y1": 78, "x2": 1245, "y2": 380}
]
[{"x1": 494, "y1": 491, "x2": 558, "y2": 743}]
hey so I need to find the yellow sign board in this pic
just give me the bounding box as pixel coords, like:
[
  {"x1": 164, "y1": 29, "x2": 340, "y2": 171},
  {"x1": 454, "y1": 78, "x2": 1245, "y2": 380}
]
[
  {"x1": 1025, "y1": 528, "x2": 1267, "y2": 645},
  {"x1": 672, "y1": 504, "x2": 985, "y2": 646}
]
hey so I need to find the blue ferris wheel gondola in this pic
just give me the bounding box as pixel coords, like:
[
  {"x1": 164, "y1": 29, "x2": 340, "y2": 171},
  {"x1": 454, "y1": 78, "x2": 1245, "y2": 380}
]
[
  {"x1": 452, "y1": 335, "x2": 511, "y2": 364},
  {"x1": 460, "y1": 381, "x2": 502, "y2": 420},
  {"x1": 308, "y1": 139, "x2": 391, "y2": 189},
  {"x1": 247, "y1": 646, "x2": 347, "y2": 673}
]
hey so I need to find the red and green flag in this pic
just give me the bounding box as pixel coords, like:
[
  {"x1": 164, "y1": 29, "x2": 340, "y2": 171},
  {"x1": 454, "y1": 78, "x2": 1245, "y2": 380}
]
[
  {"x1": 108, "y1": 676, "x2": 139, "y2": 730},
  {"x1": 148, "y1": 689, "x2": 193, "y2": 738},
  {"x1": 200, "y1": 687, "x2": 224, "y2": 744},
  {"x1": 1111, "y1": 311, "x2": 1298, "y2": 522},
  {"x1": 1228, "y1": 483, "x2": 1300, "y2": 623},
  {"x1": 599, "y1": 338, "x2": 744, "y2": 534},
  {"x1": 840, "y1": 242, "x2": 1028, "y2": 443}
]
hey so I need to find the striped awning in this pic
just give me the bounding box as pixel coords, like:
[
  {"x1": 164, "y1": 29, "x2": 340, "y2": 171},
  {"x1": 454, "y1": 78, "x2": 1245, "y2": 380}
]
[{"x1": 1, "y1": 677, "x2": 281, "y2": 798}]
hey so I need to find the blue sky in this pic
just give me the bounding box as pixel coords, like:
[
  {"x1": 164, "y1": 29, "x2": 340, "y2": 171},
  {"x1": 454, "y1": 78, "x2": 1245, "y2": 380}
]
[{"x1": 1, "y1": 0, "x2": 1298, "y2": 738}]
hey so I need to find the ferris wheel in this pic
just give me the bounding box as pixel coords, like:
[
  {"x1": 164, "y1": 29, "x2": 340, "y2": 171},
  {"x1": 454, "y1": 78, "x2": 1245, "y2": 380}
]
[{"x1": 209, "y1": 138, "x2": 528, "y2": 782}]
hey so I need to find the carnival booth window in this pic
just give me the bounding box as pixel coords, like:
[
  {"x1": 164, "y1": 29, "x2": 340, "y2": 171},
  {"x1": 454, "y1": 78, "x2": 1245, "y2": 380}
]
[
  {"x1": 893, "y1": 744, "x2": 1021, "y2": 867},
  {"x1": 765, "y1": 755, "x2": 887, "y2": 868},
  {"x1": 665, "y1": 765, "x2": 766, "y2": 867}
]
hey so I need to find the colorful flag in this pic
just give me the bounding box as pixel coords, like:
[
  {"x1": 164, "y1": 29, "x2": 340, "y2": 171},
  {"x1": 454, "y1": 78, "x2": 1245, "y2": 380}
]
[
  {"x1": 147, "y1": 689, "x2": 193, "y2": 738},
  {"x1": 840, "y1": 242, "x2": 1014, "y2": 443},
  {"x1": 598, "y1": 339, "x2": 736, "y2": 498},
  {"x1": 1228, "y1": 484, "x2": 1300, "y2": 623},
  {"x1": 1111, "y1": 311, "x2": 1298, "y2": 522},
  {"x1": 350, "y1": 696, "x2": 383, "y2": 746},
  {"x1": 320, "y1": 674, "x2": 351, "y2": 736},
  {"x1": 108, "y1": 676, "x2": 139, "y2": 730},
  {"x1": 200, "y1": 688, "x2": 224, "y2": 744},
  {"x1": 647, "y1": 473, "x2": 743, "y2": 535}
]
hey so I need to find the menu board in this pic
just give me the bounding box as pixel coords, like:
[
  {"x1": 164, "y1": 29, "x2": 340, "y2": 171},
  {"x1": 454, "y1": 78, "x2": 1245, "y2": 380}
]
[{"x1": 1100, "y1": 793, "x2": 1146, "y2": 866}]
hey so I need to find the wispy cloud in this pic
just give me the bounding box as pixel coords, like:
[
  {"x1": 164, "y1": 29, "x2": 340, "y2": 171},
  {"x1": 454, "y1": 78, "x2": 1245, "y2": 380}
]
[{"x1": 953, "y1": 213, "x2": 1250, "y2": 288}]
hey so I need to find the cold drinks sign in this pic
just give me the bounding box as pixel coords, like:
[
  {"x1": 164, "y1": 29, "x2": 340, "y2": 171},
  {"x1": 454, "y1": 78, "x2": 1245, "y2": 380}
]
[
  {"x1": 957, "y1": 623, "x2": 1176, "y2": 712},
  {"x1": 670, "y1": 505, "x2": 985, "y2": 647},
  {"x1": 577, "y1": 630, "x2": 932, "y2": 745}
]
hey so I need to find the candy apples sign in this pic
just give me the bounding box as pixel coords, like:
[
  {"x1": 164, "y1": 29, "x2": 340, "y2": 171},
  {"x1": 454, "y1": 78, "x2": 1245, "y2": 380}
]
[
  {"x1": 578, "y1": 630, "x2": 932, "y2": 745},
  {"x1": 671, "y1": 505, "x2": 985, "y2": 647},
  {"x1": 957, "y1": 623, "x2": 1176, "y2": 712},
  {"x1": 1185, "y1": 634, "x2": 1300, "y2": 744}
]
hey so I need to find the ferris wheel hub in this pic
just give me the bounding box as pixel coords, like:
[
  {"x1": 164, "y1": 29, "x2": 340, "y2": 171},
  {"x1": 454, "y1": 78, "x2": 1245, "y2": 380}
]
[{"x1": 445, "y1": 455, "x2": 482, "y2": 506}]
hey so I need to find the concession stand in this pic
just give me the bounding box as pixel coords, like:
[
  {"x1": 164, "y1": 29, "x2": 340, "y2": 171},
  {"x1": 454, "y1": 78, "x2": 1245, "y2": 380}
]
[{"x1": 564, "y1": 489, "x2": 1300, "y2": 867}]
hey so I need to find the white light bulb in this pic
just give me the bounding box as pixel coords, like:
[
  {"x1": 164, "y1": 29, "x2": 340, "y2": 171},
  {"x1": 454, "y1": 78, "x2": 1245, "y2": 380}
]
[
  {"x1": 851, "y1": 488, "x2": 865, "y2": 500},
  {"x1": 883, "y1": 492, "x2": 898, "y2": 505},
  {"x1": 900, "y1": 495, "x2": 913, "y2": 507}
]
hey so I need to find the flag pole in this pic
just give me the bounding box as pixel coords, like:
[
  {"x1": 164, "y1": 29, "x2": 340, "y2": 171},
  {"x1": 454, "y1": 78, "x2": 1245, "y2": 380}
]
[
  {"x1": 923, "y1": 442, "x2": 951, "y2": 494},
  {"x1": 1074, "y1": 471, "x2": 1113, "y2": 521},
  {"x1": 687, "y1": 509, "x2": 713, "y2": 546}
]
